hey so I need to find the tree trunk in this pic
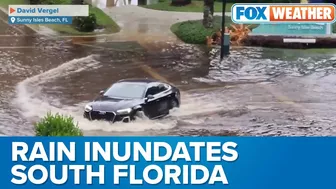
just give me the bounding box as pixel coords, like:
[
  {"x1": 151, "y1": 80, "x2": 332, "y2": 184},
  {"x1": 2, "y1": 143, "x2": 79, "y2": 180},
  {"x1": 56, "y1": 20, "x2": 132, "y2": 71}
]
[
  {"x1": 72, "y1": 0, "x2": 84, "y2": 4},
  {"x1": 203, "y1": 0, "x2": 214, "y2": 28},
  {"x1": 171, "y1": 0, "x2": 191, "y2": 6}
]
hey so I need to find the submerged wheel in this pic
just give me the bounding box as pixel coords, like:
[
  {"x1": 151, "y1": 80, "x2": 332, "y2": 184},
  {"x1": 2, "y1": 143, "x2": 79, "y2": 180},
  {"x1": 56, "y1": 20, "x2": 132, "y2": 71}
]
[
  {"x1": 170, "y1": 98, "x2": 179, "y2": 109},
  {"x1": 131, "y1": 110, "x2": 146, "y2": 121}
]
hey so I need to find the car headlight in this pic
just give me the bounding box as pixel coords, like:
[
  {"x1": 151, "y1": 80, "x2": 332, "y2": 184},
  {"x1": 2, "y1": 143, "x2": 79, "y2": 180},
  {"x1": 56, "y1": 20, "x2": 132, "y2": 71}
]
[
  {"x1": 117, "y1": 108, "x2": 132, "y2": 115},
  {"x1": 84, "y1": 104, "x2": 92, "y2": 112}
]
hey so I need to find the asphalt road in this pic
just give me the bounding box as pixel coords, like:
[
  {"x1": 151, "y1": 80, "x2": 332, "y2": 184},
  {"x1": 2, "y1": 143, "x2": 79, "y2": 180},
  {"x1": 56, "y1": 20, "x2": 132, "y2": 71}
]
[{"x1": 1, "y1": 10, "x2": 336, "y2": 136}]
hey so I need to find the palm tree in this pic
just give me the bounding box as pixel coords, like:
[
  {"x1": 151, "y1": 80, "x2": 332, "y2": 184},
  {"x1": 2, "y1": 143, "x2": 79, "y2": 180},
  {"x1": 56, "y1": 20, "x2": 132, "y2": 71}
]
[
  {"x1": 72, "y1": 0, "x2": 84, "y2": 4},
  {"x1": 203, "y1": 0, "x2": 214, "y2": 28}
]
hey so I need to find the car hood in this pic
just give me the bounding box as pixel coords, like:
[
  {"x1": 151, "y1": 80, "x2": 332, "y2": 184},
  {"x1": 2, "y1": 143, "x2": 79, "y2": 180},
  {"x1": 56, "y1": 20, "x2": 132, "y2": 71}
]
[{"x1": 88, "y1": 96, "x2": 144, "y2": 112}]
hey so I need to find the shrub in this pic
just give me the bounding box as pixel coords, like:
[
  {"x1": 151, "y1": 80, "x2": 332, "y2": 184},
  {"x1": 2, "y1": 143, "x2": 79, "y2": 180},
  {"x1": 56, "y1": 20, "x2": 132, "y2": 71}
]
[
  {"x1": 73, "y1": 13, "x2": 97, "y2": 32},
  {"x1": 171, "y1": 16, "x2": 259, "y2": 44},
  {"x1": 34, "y1": 113, "x2": 83, "y2": 136},
  {"x1": 171, "y1": 16, "x2": 231, "y2": 44}
]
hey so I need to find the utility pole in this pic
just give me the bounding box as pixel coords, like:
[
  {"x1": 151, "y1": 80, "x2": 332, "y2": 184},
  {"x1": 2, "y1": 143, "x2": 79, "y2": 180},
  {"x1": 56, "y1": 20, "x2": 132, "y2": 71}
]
[{"x1": 220, "y1": 0, "x2": 227, "y2": 61}]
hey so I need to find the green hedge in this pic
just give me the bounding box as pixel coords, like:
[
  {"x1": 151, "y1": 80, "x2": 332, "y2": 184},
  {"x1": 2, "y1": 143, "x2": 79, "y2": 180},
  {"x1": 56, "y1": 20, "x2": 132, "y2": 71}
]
[
  {"x1": 171, "y1": 16, "x2": 239, "y2": 44},
  {"x1": 73, "y1": 13, "x2": 97, "y2": 32},
  {"x1": 171, "y1": 16, "x2": 259, "y2": 44}
]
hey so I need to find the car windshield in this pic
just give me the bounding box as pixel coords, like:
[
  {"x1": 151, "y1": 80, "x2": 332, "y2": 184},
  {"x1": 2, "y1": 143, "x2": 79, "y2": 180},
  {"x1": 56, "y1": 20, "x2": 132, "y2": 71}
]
[{"x1": 103, "y1": 82, "x2": 147, "y2": 99}]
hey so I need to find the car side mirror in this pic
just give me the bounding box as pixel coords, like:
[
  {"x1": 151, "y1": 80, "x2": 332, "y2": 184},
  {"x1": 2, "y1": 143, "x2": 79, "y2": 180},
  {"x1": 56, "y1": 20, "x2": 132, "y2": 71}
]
[
  {"x1": 99, "y1": 90, "x2": 105, "y2": 95},
  {"x1": 145, "y1": 95, "x2": 154, "y2": 102}
]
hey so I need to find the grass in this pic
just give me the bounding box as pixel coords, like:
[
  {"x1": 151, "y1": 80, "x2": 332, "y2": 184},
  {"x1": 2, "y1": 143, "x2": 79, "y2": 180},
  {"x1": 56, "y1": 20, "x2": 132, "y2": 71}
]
[
  {"x1": 142, "y1": 1, "x2": 233, "y2": 13},
  {"x1": 171, "y1": 16, "x2": 258, "y2": 44},
  {"x1": 0, "y1": 0, "x2": 25, "y2": 7},
  {"x1": 90, "y1": 6, "x2": 120, "y2": 33},
  {"x1": 0, "y1": 0, "x2": 120, "y2": 35},
  {"x1": 48, "y1": 5, "x2": 120, "y2": 35}
]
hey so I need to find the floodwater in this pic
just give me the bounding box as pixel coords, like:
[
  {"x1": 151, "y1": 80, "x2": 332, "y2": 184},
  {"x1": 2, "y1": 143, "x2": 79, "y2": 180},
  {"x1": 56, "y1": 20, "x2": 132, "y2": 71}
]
[{"x1": 1, "y1": 13, "x2": 336, "y2": 136}]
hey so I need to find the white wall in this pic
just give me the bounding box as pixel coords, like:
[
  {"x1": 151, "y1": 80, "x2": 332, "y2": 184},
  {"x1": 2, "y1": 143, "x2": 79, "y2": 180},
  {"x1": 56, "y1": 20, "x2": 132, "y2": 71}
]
[
  {"x1": 91, "y1": 0, "x2": 139, "y2": 7},
  {"x1": 91, "y1": 0, "x2": 106, "y2": 8}
]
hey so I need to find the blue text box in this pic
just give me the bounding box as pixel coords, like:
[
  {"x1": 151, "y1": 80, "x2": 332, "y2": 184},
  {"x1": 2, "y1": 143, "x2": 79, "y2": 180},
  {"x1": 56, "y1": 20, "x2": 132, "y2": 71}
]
[{"x1": 8, "y1": 16, "x2": 72, "y2": 25}]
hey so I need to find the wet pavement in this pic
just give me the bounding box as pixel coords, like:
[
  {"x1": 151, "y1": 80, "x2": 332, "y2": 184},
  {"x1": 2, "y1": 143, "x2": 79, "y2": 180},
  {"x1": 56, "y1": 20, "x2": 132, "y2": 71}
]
[{"x1": 1, "y1": 9, "x2": 336, "y2": 136}]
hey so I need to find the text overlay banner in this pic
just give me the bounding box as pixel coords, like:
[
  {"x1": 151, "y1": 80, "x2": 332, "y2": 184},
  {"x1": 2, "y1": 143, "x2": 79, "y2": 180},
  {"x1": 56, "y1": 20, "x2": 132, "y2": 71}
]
[
  {"x1": 1, "y1": 137, "x2": 336, "y2": 189},
  {"x1": 8, "y1": 5, "x2": 89, "y2": 16}
]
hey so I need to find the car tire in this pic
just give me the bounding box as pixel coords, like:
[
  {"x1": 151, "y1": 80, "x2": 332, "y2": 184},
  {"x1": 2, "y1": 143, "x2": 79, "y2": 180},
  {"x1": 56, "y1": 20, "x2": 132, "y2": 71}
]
[
  {"x1": 132, "y1": 110, "x2": 146, "y2": 121},
  {"x1": 170, "y1": 98, "x2": 179, "y2": 109}
]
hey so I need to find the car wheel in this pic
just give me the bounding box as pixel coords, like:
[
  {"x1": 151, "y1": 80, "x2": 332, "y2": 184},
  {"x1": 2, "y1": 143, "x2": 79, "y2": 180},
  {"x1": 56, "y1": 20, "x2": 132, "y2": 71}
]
[
  {"x1": 132, "y1": 110, "x2": 146, "y2": 121},
  {"x1": 170, "y1": 98, "x2": 179, "y2": 109}
]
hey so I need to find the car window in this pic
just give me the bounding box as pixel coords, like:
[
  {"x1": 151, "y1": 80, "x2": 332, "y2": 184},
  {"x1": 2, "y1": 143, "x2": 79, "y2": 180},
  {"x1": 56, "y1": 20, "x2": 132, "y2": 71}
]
[
  {"x1": 157, "y1": 84, "x2": 168, "y2": 93},
  {"x1": 145, "y1": 84, "x2": 168, "y2": 96},
  {"x1": 104, "y1": 82, "x2": 147, "y2": 99},
  {"x1": 145, "y1": 86, "x2": 160, "y2": 96}
]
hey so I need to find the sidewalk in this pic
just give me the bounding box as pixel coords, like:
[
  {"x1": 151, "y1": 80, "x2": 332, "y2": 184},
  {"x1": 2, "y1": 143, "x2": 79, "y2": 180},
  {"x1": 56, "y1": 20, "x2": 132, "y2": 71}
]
[{"x1": 102, "y1": 5, "x2": 231, "y2": 43}]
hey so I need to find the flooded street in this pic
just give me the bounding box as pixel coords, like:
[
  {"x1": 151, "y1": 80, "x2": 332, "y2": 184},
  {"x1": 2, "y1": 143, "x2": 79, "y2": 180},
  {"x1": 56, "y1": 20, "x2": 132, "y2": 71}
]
[{"x1": 2, "y1": 12, "x2": 336, "y2": 136}]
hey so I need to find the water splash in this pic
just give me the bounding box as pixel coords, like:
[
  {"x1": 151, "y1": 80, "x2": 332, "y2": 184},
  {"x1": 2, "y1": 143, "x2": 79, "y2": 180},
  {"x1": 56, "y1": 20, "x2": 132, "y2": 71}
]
[
  {"x1": 12, "y1": 55, "x2": 179, "y2": 133},
  {"x1": 12, "y1": 54, "x2": 237, "y2": 135}
]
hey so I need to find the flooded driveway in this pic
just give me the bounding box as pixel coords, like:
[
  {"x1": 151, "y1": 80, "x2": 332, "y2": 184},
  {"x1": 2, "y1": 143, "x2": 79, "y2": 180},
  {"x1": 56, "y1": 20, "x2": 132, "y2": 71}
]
[{"x1": 1, "y1": 12, "x2": 336, "y2": 136}]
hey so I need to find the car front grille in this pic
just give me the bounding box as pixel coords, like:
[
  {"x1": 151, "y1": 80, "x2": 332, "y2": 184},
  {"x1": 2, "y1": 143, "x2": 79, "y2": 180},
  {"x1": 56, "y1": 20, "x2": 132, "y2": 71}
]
[{"x1": 89, "y1": 111, "x2": 116, "y2": 122}]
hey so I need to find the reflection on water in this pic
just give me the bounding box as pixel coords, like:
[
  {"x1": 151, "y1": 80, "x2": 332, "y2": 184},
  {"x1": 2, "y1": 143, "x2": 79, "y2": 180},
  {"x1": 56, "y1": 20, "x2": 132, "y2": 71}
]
[{"x1": 196, "y1": 47, "x2": 336, "y2": 84}]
